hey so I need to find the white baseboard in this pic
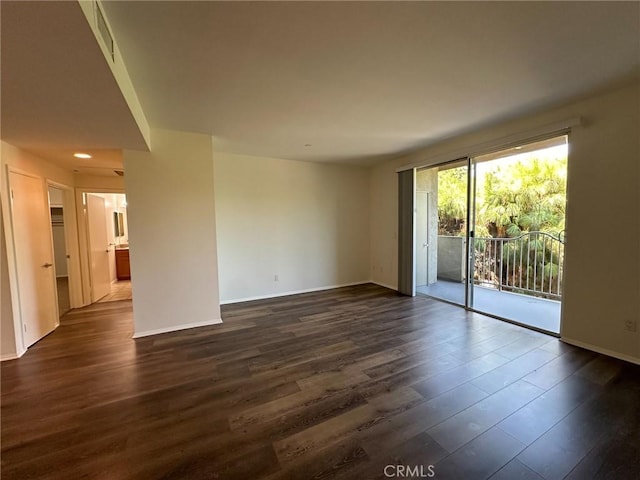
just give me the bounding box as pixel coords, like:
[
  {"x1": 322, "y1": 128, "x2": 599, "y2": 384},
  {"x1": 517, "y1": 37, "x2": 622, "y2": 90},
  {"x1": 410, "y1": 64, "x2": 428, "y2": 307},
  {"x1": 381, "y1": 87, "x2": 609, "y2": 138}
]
[
  {"x1": 132, "y1": 318, "x2": 223, "y2": 339},
  {"x1": 371, "y1": 281, "x2": 398, "y2": 291},
  {"x1": 561, "y1": 336, "x2": 640, "y2": 366},
  {"x1": 220, "y1": 281, "x2": 371, "y2": 305},
  {"x1": 1, "y1": 349, "x2": 25, "y2": 362}
]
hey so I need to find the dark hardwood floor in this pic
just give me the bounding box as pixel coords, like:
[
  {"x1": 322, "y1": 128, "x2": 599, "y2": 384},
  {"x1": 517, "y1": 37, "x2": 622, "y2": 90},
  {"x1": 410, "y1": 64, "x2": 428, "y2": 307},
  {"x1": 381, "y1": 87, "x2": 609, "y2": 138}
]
[{"x1": 2, "y1": 284, "x2": 639, "y2": 479}]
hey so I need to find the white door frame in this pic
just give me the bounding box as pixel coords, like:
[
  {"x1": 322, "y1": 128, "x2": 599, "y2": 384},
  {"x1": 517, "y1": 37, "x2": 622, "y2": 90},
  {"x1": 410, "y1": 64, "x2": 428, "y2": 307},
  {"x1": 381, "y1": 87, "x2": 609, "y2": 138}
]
[{"x1": 75, "y1": 187, "x2": 125, "y2": 306}]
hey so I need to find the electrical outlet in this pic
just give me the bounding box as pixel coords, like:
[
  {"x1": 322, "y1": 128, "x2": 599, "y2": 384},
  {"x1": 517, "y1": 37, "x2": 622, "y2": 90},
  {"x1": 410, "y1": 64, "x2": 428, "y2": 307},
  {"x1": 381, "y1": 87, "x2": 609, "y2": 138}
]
[{"x1": 624, "y1": 319, "x2": 637, "y2": 332}]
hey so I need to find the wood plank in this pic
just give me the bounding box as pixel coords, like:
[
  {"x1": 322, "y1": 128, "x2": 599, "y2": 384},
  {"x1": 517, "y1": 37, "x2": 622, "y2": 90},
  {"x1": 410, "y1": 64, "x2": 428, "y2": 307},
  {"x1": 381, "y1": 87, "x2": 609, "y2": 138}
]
[{"x1": 2, "y1": 284, "x2": 638, "y2": 479}]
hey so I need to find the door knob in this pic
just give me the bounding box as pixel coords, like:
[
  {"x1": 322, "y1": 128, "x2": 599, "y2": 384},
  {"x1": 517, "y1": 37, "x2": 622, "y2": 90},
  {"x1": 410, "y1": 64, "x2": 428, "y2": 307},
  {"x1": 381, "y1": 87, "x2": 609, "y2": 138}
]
[{"x1": 42, "y1": 263, "x2": 53, "y2": 268}]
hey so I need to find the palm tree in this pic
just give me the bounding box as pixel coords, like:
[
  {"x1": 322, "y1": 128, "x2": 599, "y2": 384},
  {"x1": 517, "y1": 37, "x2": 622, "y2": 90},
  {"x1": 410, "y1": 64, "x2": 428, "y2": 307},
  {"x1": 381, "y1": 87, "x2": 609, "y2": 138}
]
[
  {"x1": 438, "y1": 154, "x2": 567, "y2": 298},
  {"x1": 476, "y1": 157, "x2": 567, "y2": 298}
]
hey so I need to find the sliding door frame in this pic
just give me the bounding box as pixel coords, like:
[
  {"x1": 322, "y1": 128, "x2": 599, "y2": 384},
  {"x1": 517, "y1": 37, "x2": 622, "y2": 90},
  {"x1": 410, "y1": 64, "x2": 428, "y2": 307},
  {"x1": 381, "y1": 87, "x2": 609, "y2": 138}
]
[
  {"x1": 407, "y1": 131, "x2": 571, "y2": 336},
  {"x1": 464, "y1": 156, "x2": 473, "y2": 310}
]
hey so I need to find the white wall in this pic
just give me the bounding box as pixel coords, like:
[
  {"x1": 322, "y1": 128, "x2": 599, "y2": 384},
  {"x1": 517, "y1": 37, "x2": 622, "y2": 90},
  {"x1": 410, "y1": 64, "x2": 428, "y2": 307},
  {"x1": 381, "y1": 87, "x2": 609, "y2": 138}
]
[
  {"x1": 1, "y1": 142, "x2": 75, "y2": 187},
  {"x1": 1, "y1": 142, "x2": 81, "y2": 358},
  {"x1": 214, "y1": 152, "x2": 371, "y2": 303},
  {"x1": 124, "y1": 129, "x2": 221, "y2": 337},
  {"x1": 1, "y1": 204, "x2": 17, "y2": 359},
  {"x1": 74, "y1": 174, "x2": 125, "y2": 191},
  {"x1": 370, "y1": 81, "x2": 640, "y2": 362},
  {"x1": 78, "y1": 0, "x2": 150, "y2": 149}
]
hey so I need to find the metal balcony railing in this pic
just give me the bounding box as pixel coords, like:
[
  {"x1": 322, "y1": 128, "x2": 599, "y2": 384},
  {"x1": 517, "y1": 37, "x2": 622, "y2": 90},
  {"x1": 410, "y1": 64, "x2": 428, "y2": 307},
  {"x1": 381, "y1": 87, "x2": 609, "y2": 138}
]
[{"x1": 472, "y1": 231, "x2": 565, "y2": 300}]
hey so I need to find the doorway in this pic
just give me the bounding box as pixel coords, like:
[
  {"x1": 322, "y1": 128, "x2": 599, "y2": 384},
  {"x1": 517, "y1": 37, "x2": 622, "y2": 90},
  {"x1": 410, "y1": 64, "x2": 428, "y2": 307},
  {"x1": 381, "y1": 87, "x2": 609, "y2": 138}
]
[
  {"x1": 82, "y1": 192, "x2": 132, "y2": 304},
  {"x1": 48, "y1": 186, "x2": 71, "y2": 317},
  {"x1": 415, "y1": 135, "x2": 568, "y2": 334}
]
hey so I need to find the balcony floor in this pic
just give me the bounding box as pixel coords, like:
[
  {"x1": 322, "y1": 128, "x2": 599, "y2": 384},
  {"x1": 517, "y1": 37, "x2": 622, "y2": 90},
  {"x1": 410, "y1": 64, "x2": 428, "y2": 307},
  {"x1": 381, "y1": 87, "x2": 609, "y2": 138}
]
[{"x1": 417, "y1": 280, "x2": 561, "y2": 334}]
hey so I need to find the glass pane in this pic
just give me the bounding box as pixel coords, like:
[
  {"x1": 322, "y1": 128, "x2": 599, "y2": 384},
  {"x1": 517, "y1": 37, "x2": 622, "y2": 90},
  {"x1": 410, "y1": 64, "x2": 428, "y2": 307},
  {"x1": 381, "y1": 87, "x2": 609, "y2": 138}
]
[
  {"x1": 415, "y1": 160, "x2": 468, "y2": 306},
  {"x1": 469, "y1": 136, "x2": 568, "y2": 333}
]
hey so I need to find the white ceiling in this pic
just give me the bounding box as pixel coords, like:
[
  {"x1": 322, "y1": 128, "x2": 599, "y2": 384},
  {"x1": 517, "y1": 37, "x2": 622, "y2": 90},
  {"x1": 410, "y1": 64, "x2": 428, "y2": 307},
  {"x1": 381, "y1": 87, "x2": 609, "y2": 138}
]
[
  {"x1": 2, "y1": 2, "x2": 639, "y2": 169},
  {"x1": 27, "y1": 149, "x2": 124, "y2": 177},
  {"x1": 0, "y1": 1, "x2": 147, "y2": 166}
]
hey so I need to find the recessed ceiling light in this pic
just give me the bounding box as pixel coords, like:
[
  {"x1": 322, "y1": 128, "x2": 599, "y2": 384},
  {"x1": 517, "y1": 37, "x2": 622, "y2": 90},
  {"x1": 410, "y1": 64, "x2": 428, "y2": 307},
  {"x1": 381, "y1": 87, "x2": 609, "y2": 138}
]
[
  {"x1": 73, "y1": 152, "x2": 92, "y2": 159},
  {"x1": 514, "y1": 146, "x2": 523, "y2": 150}
]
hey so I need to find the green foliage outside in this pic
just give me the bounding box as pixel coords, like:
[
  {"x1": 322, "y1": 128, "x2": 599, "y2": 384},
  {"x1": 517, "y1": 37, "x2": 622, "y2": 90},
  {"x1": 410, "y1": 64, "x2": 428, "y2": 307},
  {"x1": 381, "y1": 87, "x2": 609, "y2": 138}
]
[
  {"x1": 437, "y1": 167, "x2": 468, "y2": 236},
  {"x1": 437, "y1": 153, "x2": 567, "y2": 298},
  {"x1": 438, "y1": 155, "x2": 567, "y2": 239}
]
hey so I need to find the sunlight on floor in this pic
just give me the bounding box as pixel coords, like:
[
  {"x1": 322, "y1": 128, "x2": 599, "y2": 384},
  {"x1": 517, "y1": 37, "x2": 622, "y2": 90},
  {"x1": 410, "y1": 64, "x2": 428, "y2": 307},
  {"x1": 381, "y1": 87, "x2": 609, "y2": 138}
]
[{"x1": 98, "y1": 280, "x2": 132, "y2": 303}]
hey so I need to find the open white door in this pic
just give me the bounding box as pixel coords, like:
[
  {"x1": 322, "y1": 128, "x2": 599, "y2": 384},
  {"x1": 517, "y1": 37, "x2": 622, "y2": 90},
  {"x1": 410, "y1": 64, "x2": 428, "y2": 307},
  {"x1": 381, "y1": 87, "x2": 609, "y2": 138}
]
[
  {"x1": 86, "y1": 194, "x2": 111, "y2": 302},
  {"x1": 9, "y1": 171, "x2": 58, "y2": 348}
]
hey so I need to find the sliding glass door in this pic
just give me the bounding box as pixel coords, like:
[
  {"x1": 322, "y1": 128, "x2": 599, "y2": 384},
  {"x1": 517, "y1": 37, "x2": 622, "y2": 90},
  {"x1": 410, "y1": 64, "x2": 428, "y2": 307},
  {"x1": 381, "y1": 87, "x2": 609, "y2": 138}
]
[
  {"x1": 468, "y1": 136, "x2": 567, "y2": 333},
  {"x1": 415, "y1": 135, "x2": 568, "y2": 334}
]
